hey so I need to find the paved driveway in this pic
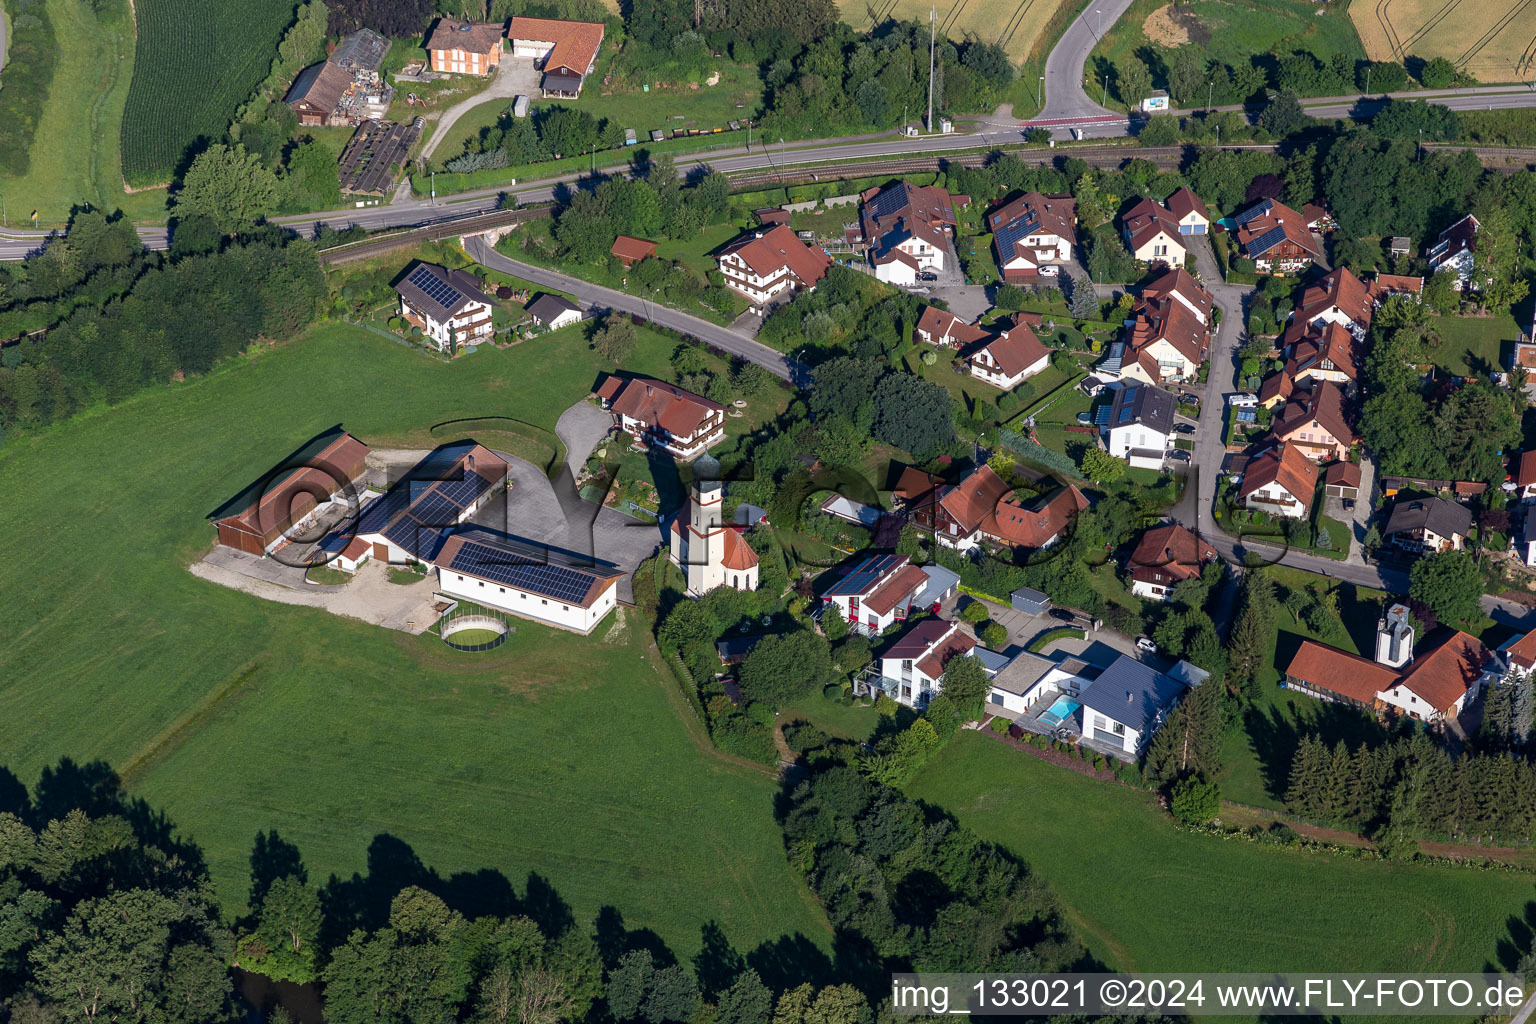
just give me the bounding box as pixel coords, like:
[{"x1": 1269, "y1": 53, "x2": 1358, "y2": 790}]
[
  {"x1": 555, "y1": 398, "x2": 613, "y2": 479},
  {"x1": 947, "y1": 592, "x2": 1140, "y2": 666},
  {"x1": 418, "y1": 59, "x2": 542, "y2": 162}
]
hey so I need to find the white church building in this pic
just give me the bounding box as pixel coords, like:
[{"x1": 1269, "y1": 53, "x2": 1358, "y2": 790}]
[{"x1": 669, "y1": 455, "x2": 760, "y2": 596}]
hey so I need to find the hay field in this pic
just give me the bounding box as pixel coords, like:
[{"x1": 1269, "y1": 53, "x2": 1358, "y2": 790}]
[
  {"x1": 1350, "y1": 0, "x2": 1535, "y2": 82},
  {"x1": 838, "y1": 0, "x2": 1070, "y2": 61}
]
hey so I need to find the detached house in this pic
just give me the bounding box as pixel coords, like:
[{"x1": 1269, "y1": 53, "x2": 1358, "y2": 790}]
[
  {"x1": 717, "y1": 224, "x2": 832, "y2": 305},
  {"x1": 1511, "y1": 450, "x2": 1536, "y2": 500},
  {"x1": 912, "y1": 307, "x2": 1050, "y2": 390},
  {"x1": 1102, "y1": 383, "x2": 1176, "y2": 468},
  {"x1": 395, "y1": 262, "x2": 493, "y2": 349},
  {"x1": 1142, "y1": 267, "x2": 1212, "y2": 324},
  {"x1": 874, "y1": 619, "x2": 1003, "y2": 708},
  {"x1": 1238, "y1": 442, "x2": 1318, "y2": 519},
  {"x1": 596, "y1": 376, "x2": 725, "y2": 458},
  {"x1": 1282, "y1": 321, "x2": 1359, "y2": 386},
  {"x1": 913, "y1": 306, "x2": 992, "y2": 348},
  {"x1": 1285, "y1": 604, "x2": 1493, "y2": 724},
  {"x1": 1078, "y1": 656, "x2": 1191, "y2": 757},
  {"x1": 917, "y1": 465, "x2": 1088, "y2": 553},
  {"x1": 822, "y1": 553, "x2": 958, "y2": 636},
  {"x1": 1100, "y1": 268, "x2": 1212, "y2": 385},
  {"x1": 1120, "y1": 197, "x2": 1186, "y2": 266},
  {"x1": 426, "y1": 19, "x2": 504, "y2": 75},
  {"x1": 508, "y1": 16, "x2": 605, "y2": 97},
  {"x1": 1292, "y1": 266, "x2": 1375, "y2": 337},
  {"x1": 1232, "y1": 198, "x2": 1321, "y2": 273},
  {"x1": 1127, "y1": 523, "x2": 1217, "y2": 601},
  {"x1": 1270, "y1": 381, "x2": 1355, "y2": 462},
  {"x1": 854, "y1": 181, "x2": 968, "y2": 286},
  {"x1": 1427, "y1": 214, "x2": 1479, "y2": 290},
  {"x1": 988, "y1": 192, "x2": 1076, "y2": 281},
  {"x1": 1384, "y1": 496, "x2": 1472, "y2": 552}
]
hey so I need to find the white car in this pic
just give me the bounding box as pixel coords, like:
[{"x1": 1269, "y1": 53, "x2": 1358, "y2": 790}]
[
  {"x1": 1039, "y1": 265, "x2": 1060, "y2": 277},
  {"x1": 1227, "y1": 393, "x2": 1258, "y2": 409},
  {"x1": 1135, "y1": 636, "x2": 1159, "y2": 654}
]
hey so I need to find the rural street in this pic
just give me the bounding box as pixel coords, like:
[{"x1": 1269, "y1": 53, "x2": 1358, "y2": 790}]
[
  {"x1": 462, "y1": 235, "x2": 804, "y2": 384},
  {"x1": 1039, "y1": 0, "x2": 1138, "y2": 122}
]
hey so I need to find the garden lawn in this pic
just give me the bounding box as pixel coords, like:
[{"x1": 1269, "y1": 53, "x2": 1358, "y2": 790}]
[
  {"x1": 909, "y1": 734, "x2": 1536, "y2": 982},
  {"x1": 0, "y1": 322, "x2": 828, "y2": 958},
  {"x1": 1428, "y1": 312, "x2": 1522, "y2": 378},
  {"x1": 3, "y1": 0, "x2": 167, "y2": 226},
  {"x1": 782, "y1": 698, "x2": 882, "y2": 743}
]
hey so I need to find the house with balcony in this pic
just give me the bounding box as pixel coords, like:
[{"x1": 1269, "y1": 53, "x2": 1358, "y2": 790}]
[
  {"x1": 1270, "y1": 381, "x2": 1355, "y2": 462},
  {"x1": 916, "y1": 465, "x2": 1088, "y2": 553},
  {"x1": 1120, "y1": 197, "x2": 1187, "y2": 266},
  {"x1": 872, "y1": 618, "x2": 1009, "y2": 707},
  {"x1": 854, "y1": 181, "x2": 968, "y2": 286},
  {"x1": 1102, "y1": 383, "x2": 1176, "y2": 468},
  {"x1": 988, "y1": 192, "x2": 1076, "y2": 281},
  {"x1": 717, "y1": 224, "x2": 832, "y2": 305},
  {"x1": 595, "y1": 376, "x2": 725, "y2": 458},
  {"x1": 1232, "y1": 198, "x2": 1322, "y2": 273},
  {"x1": 1237, "y1": 441, "x2": 1318, "y2": 519},
  {"x1": 395, "y1": 262, "x2": 494, "y2": 350},
  {"x1": 822, "y1": 553, "x2": 959, "y2": 636},
  {"x1": 1126, "y1": 522, "x2": 1217, "y2": 601},
  {"x1": 1427, "y1": 213, "x2": 1479, "y2": 290},
  {"x1": 1384, "y1": 496, "x2": 1472, "y2": 553}
]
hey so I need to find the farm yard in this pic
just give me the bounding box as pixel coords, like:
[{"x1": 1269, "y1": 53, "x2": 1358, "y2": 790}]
[
  {"x1": 837, "y1": 0, "x2": 1073, "y2": 62},
  {"x1": 1350, "y1": 0, "x2": 1536, "y2": 82},
  {"x1": 909, "y1": 734, "x2": 1536, "y2": 984},
  {"x1": 120, "y1": 0, "x2": 296, "y2": 185},
  {"x1": 0, "y1": 320, "x2": 829, "y2": 958}
]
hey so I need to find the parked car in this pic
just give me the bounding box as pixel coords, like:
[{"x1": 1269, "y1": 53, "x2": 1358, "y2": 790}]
[
  {"x1": 1227, "y1": 393, "x2": 1258, "y2": 408},
  {"x1": 1179, "y1": 393, "x2": 1200, "y2": 407},
  {"x1": 1343, "y1": 498, "x2": 1356, "y2": 512},
  {"x1": 1135, "y1": 636, "x2": 1158, "y2": 654},
  {"x1": 1175, "y1": 423, "x2": 1196, "y2": 434},
  {"x1": 1167, "y1": 450, "x2": 1192, "y2": 463},
  {"x1": 1039, "y1": 265, "x2": 1060, "y2": 277},
  {"x1": 1050, "y1": 608, "x2": 1076, "y2": 622}
]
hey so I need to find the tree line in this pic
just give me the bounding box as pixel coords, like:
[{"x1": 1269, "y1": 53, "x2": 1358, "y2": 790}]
[{"x1": 0, "y1": 210, "x2": 326, "y2": 442}]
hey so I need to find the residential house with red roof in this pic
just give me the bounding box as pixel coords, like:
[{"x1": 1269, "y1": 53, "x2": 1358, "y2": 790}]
[
  {"x1": 1141, "y1": 267, "x2": 1212, "y2": 324},
  {"x1": 716, "y1": 224, "x2": 832, "y2": 305},
  {"x1": 426, "y1": 19, "x2": 504, "y2": 75},
  {"x1": 1285, "y1": 603, "x2": 1494, "y2": 724},
  {"x1": 508, "y1": 16, "x2": 605, "y2": 96},
  {"x1": 1427, "y1": 213, "x2": 1480, "y2": 290},
  {"x1": 912, "y1": 306, "x2": 1050, "y2": 389},
  {"x1": 1127, "y1": 522, "x2": 1217, "y2": 601},
  {"x1": 988, "y1": 192, "x2": 1076, "y2": 280},
  {"x1": 1511, "y1": 450, "x2": 1536, "y2": 500},
  {"x1": 1497, "y1": 627, "x2": 1536, "y2": 680},
  {"x1": 1238, "y1": 442, "x2": 1318, "y2": 519},
  {"x1": 874, "y1": 618, "x2": 1008, "y2": 707},
  {"x1": 821, "y1": 552, "x2": 959, "y2": 636},
  {"x1": 1120, "y1": 197, "x2": 1187, "y2": 266},
  {"x1": 610, "y1": 235, "x2": 657, "y2": 267},
  {"x1": 596, "y1": 376, "x2": 726, "y2": 458},
  {"x1": 1270, "y1": 381, "x2": 1356, "y2": 462},
  {"x1": 913, "y1": 306, "x2": 991, "y2": 348},
  {"x1": 1282, "y1": 321, "x2": 1359, "y2": 387},
  {"x1": 1100, "y1": 267, "x2": 1212, "y2": 385},
  {"x1": 1232, "y1": 198, "x2": 1322, "y2": 273},
  {"x1": 1293, "y1": 266, "x2": 1375, "y2": 337},
  {"x1": 1165, "y1": 187, "x2": 1210, "y2": 235},
  {"x1": 854, "y1": 181, "x2": 968, "y2": 286},
  {"x1": 921, "y1": 465, "x2": 1089, "y2": 552}
]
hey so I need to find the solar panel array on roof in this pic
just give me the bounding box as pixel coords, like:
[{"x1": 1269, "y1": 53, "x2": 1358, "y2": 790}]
[
  {"x1": 827, "y1": 553, "x2": 904, "y2": 596},
  {"x1": 408, "y1": 264, "x2": 469, "y2": 313},
  {"x1": 358, "y1": 488, "x2": 410, "y2": 534},
  {"x1": 449, "y1": 541, "x2": 598, "y2": 603},
  {"x1": 865, "y1": 183, "x2": 913, "y2": 223},
  {"x1": 358, "y1": 446, "x2": 501, "y2": 559},
  {"x1": 1232, "y1": 200, "x2": 1272, "y2": 227},
  {"x1": 1246, "y1": 224, "x2": 1287, "y2": 255},
  {"x1": 993, "y1": 215, "x2": 1039, "y2": 259}
]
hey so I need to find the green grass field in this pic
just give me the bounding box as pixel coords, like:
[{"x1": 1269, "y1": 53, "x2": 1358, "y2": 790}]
[
  {"x1": 0, "y1": 0, "x2": 168, "y2": 226},
  {"x1": 909, "y1": 734, "x2": 1536, "y2": 980},
  {"x1": 1428, "y1": 312, "x2": 1523, "y2": 377},
  {"x1": 0, "y1": 322, "x2": 828, "y2": 956},
  {"x1": 120, "y1": 0, "x2": 294, "y2": 185}
]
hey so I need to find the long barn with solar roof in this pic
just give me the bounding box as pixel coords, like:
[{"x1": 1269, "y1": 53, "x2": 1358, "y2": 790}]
[{"x1": 395, "y1": 262, "x2": 494, "y2": 350}]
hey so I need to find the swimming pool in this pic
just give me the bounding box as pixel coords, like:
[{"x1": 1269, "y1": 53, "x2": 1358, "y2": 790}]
[{"x1": 1037, "y1": 696, "x2": 1082, "y2": 728}]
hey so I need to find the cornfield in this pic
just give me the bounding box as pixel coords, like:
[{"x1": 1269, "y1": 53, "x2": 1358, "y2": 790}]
[{"x1": 120, "y1": 0, "x2": 296, "y2": 186}]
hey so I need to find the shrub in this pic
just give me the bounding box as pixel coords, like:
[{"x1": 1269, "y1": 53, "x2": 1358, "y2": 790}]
[
  {"x1": 989, "y1": 717, "x2": 1010, "y2": 734},
  {"x1": 959, "y1": 600, "x2": 991, "y2": 623},
  {"x1": 1169, "y1": 773, "x2": 1221, "y2": 823},
  {"x1": 979, "y1": 622, "x2": 1008, "y2": 647}
]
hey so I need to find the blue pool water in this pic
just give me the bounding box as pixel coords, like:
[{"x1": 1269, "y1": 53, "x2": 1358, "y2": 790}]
[{"x1": 1038, "y1": 696, "x2": 1082, "y2": 727}]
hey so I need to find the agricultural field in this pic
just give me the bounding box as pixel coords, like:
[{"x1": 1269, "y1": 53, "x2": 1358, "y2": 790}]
[
  {"x1": 910, "y1": 734, "x2": 1536, "y2": 982},
  {"x1": 120, "y1": 0, "x2": 295, "y2": 186},
  {"x1": 0, "y1": 322, "x2": 828, "y2": 958},
  {"x1": 0, "y1": 0, "x2": 168, "y2": 226},
  {"x1": 838, "y1": 0, "x2": 1071, "y2": 63},
  {"x1": 1351, "y1": 0, "x2": 1536, "y2": 82},
  {"x1": 1091, "y1": 0, "x2": 1365, "y2": 101}
]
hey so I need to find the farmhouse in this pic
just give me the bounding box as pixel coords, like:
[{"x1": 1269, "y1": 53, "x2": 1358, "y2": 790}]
[
  {"x1": 435, "y1": 532, "x2": 623, "y2": 634},
  {"x1": 508, "y1": 17, "x2": 605, "y2": 97},
  {"x1": 525, "y1": 293, "x2": 583, "y2": 330},
  {"x1": 212, "y1": 430, "x2": 371, "y2": 556},
  {"x1": 354, "y1": 442, "x2": 510, "y2": 564},
  {"x1": 873, "y1": 618, "x2": 1007, "y2": 708},
  {"x1": 610, "y1": 236, "x2": 657, "y2": 267},
  {"x1": 822, "y1": 553, "x2": 958, "y2": 636},
  {"x1": 395, "y1": 262, "x2": 493, "y2": 349},
  {"x1": 426, "y1": 19, "x2": 505, "y2": 76},
  {"x1": 1165, "y1": 187, "x2": 1210, "y2": 235},
  {"x1": 284, "y1": 29, "x2": 390, "y2": 126},
  {"x1": 1384, "y1": 496, "x2": 1472, "y2": 552},
  {"x1": 916, "y1": 465, "x2": 1088, "y2": 553},
  {"x1": 1270, "y1": 381, "x2": 1355, "y2": 462},
  {"x1": 1237, "y1": 442, "x2": 1318, "y2": 519},
  {"x1": 716, "y1": 225, "x2": 832, "y2": 305},
  {"x1": 988, "y1": 192, "x2": 1076, "y2": 280},
  {"x1": 1102, "y1": 382, "x2": 1176, "y2": 467},
  {"x1": 1427, "y1": 213, "x2": 1480, "y2": 290},
  {"x1": 1284, "y1": 604, "x2": 1493, "y2": 724},
  {"x1": 669, "y1": 454, "x2": 759, "y2": 596},
  {"x1": 1126, "y1": 523, "x2": 1217, "y2": 601},
  {"x1": 854, "y1": 181, "x2": 968, "y2": 285},
  {"x1": 1232, "y1": 198, "x2": 1321, "y2": 273},
  {"x1": 596, "y1": 375, "x2": 725, "y2": 458},
  {"x1": 1120, "y1": 196, "x2": 1187, "y2": 266}
]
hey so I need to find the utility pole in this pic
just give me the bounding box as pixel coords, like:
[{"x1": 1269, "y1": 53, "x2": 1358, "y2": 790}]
[
  {"x1": 926, "y1": 5, "x2": 936, "y2": 133},
  {"x1": 1365, "y1": 64, "x2": 1372, "y2": 96},
  {"x1": 1037, "y1": 75, "x2": 1044, "y2": 108},
  {"x1": 1102, "y1": 74, "x2": 1109, "y2": 108},
  {"x1": 1207, "y1": 79, "x2": 1213, "y2": 113}
]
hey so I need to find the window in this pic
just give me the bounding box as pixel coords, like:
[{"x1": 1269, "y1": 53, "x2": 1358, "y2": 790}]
[
  {"x1": 1094, "y1": 715, "x2": 1107, "y2": 730},
  {"x1": 1113, "y1": 722, "x2": 1125, "y2": 735},
  {"x1": 991, "y1": 694, "x2": 1004, "y2": 705}
]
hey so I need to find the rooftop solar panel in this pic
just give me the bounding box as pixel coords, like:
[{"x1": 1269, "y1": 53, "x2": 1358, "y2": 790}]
[
  {"x1": 826, "y1": 553, "x2": 903, "y2": 596},
  {"x1": 358, "y1": 489, "x2": 409, "y2": 534},
  {"x1": 1247, "y1": 224, "x2": 1286, "y2": 255},
  {"x1": 450, "y1": 541, "x2": 599, "y2": 603}
]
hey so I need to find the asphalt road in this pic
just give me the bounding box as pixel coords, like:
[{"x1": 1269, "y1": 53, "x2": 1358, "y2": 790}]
[
  {"x1": 462, "y1": 235, "x2": 805, "y2": 384},
  {"x1": 1040, "y1": 0, "x2": 1137, "y2": 122}
]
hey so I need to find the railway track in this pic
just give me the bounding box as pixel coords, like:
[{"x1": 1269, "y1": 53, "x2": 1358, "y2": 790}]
[{"x1": 319, "y1": 205, "x2": 553, "y2": 264}]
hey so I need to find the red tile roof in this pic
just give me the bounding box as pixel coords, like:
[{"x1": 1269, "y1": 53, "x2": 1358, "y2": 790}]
[
  {"x1": 1164, "y1": 187, "x2": 1208, "y2": 224},
  {"x1": 427, "y1": 18, "x2": 505, "y2": 53},
  {"x1": 1504, "y1": 629, "x2": 1536, "y2": 671},
  {"x1": 1235, "y1": 199, "x2": 1321, "y2": 260},
  {"x1": 916, "y1": 305, "x2": 990, "y2": 347},
  {"x1": 1125, "y1": 294, "x2": 1208, "y2": 367},
  {"x1": 1121, "y1": 197, "x2": 1183, "y2": 254},
  {"x1": 1240, "y1": 442, "x2": 1319, "y2": 502},
  {"x1": 937, "y1": 465, "x2": 1088, "y2": 548},
  {"x1": 610, "y1": 235, "x2": 657, "y2": 263},
  {"x1": 1516, "y1": 450, "x2": 1536, "y2": 487},
  {"x1": 719, "y1": 224, "x2": 832, "y2": 288},
  {"x1": 1258, "y1": 372, "x2": 1294, "y2": 406},
  {"x1": 1369, "y1": 273, "x2": 1423, "y2": 299},
  {"x1": 720, "y1": 527, "x2": 759, "y2": 571},
  {"x1": 1142, "y1": 267, "x2": 1213, "y2": 321},
  {"x1": 599, "y1": 376, "x2": 725, "y2": 438},
  {"x1": 971, "y1": 321, "x2": 1049, "y2": 379},
  {"x1": 1128, "y1": 523, "x2": 1216, "y2": 585},
  {"x1": 1323, "y1": 460, "x2": 1361, "y2": 488},
  {"x1": 1285, "y1": 640, "x2": 1400, "y2": 704},
  {"x1": 1394, "y1": 632, "x2": 1489, "y2": 712},
  {"x1": 1297, "y1": 267, "x2": 1373, "y2": 329},
  {"x1": 988, "y1": 192, "x2": 1077, "y2": 245},
  {"x1": 1285, "y1": 321, "x2": 1359, "y2": 382},
  {"x1": 863, "y1": 564, "x2": 932, "y2": 616},
  {"x1": 1273, "y1": 381, "x2": 1355, "y2": 451},
  {"x1": 507, "y1": 16, "x2": 604, "y2": 75},
  {"x1": 217, "y1": 433, "x2": 371, "y2": 541},
  {"x1": 918, "y1": 628, "x2": 977, "y2": 682}
]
